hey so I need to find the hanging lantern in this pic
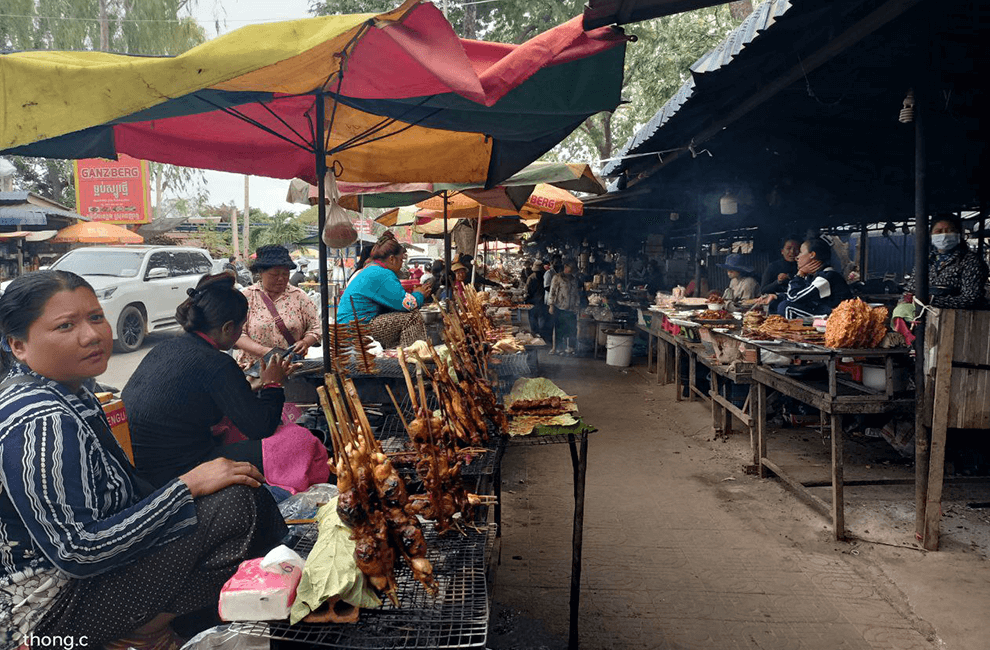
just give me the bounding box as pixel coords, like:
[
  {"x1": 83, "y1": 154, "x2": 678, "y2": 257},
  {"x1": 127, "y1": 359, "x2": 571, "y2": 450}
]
[{"x1": 720, "y1": 191, "x2": 738, "y2": 215}]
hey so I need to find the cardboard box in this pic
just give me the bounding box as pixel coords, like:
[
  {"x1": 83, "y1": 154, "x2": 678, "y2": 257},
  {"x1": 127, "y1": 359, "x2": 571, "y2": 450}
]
[{"x1": 102, "y1": 399, "x2": 134, "y2": 463}]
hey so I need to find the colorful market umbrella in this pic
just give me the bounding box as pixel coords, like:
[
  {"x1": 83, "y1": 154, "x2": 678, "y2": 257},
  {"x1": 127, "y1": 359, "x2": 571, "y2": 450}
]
[
  {"x1": 0, "y1": 1, "x2": 627, "y2": 188},
  {"x1": 51, "y1": 222, "x2": 143, "y2": 244},
  {"x1": 1, "y1": 1, "x2": 626, "y2": 371}
]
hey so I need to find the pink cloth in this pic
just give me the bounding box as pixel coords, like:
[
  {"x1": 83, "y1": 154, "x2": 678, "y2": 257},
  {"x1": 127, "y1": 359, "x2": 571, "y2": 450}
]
[
  {"x1": 214, "y1": 404, "x2": 329, "y2": 494},
  {"x1": 893, "y1": 317, "x2": 915, "y2": 346}
]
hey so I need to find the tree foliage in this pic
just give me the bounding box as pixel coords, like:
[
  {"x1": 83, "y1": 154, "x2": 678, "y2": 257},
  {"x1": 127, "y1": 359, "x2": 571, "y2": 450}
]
[
  {"x1": 251, "y1": 210, "x2": 309, "y2": 249},
  {"x1": 1, "y1": 1, "x2": 208, "y2": 208},
  {"x1": 308, "y1": 0, "x2": 751, "y2": 166}
]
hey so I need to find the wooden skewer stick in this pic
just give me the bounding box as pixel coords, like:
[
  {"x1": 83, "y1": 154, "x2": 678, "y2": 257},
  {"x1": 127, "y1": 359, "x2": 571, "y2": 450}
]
[
  {"x1": 385, "y1": 385, "x2": 410, "y2": 432},
  {"x1": 398, "y1": 348, "x2": 419, "y2": 412}
]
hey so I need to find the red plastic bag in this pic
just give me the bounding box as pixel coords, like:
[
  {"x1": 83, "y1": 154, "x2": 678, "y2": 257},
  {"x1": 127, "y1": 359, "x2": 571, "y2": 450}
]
[{"x1": 321, "y1": 174, "x2": 359, "y2": 249}]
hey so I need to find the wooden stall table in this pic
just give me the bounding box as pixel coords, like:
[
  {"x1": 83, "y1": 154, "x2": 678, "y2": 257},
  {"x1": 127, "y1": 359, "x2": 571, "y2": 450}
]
[
  {"x1": 919, "y1": 308, "x2": 990, "y2": 550},
  {"x1": 748, "y1": 341, "x2": 914, "y2": 540}
]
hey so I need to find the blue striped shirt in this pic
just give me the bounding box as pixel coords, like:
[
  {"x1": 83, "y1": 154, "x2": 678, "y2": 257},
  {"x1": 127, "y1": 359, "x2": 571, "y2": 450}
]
[{"x1": 0, "y1": 364, "x2": 197, "y2": 641}]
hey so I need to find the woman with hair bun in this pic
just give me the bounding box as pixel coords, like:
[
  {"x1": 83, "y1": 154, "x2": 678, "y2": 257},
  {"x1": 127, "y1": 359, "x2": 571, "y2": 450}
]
[
  {"x1": 123, "y1": 272, "x2": 301, "y2": 489},
  {"x1": 0, "y1": 270, "x2": 284, "y2": 649},
  {"x1": 336, "y1": 231, "x2": 433, "y2": 348}
]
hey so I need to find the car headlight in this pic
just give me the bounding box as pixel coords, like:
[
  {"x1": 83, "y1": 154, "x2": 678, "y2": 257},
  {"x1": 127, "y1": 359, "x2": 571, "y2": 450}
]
[{"x1": 94, "y1": 286, "x2": 118, "y2": 300}]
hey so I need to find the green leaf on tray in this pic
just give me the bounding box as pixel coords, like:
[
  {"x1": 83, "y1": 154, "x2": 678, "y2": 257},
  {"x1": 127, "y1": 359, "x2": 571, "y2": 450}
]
[
  {"x1": 289, "y1": 497, "x2": 381, "y2": 625},
  {"x1": 506, "y1": 377, "x2": 569, "y2": 404}
]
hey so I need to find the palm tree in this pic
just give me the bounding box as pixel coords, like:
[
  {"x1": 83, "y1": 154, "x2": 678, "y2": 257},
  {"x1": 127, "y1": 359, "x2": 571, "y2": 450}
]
[{"x1": 251, "y1": 210, "x2": 308, "y2": 248}]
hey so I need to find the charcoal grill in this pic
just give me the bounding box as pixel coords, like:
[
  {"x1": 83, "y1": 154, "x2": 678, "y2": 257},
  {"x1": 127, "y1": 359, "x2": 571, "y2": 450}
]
[{"x1": 237, "y1": 522, "x2": 495, "y2": 649}]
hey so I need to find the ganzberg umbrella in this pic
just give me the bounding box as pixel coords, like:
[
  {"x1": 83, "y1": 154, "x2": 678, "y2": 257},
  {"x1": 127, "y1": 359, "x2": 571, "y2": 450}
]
[{"x1": 51, "y1": 222, "x2": 143, "y2": 244}]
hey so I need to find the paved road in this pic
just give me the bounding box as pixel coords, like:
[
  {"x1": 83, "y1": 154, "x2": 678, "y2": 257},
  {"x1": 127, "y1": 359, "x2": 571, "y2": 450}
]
[
  {"x1": 97, "y1": 330, "x2": 180, "y2": 391},
  {"x1": 489, "y1": 353, "x2": 989, "y2": 650}
]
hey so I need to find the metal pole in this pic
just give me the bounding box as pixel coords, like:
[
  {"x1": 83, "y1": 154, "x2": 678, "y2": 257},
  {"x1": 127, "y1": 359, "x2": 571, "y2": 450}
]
[
  {"x1": 859, "y1": 221, "x2": 868, "y2": 279},
  {"x1": 443, "y1": 192, "x2": 452, "y2": 294},
  {"x1": 472, "y1": 205, "x2": 482, "y2": 285},
  {"x1": 913, "y1": 88, "x2": 930, "y2": 538},
  {"x1": 567, "y1": 431, "x2": 589, "y2": 650},
  {"x1": 316, "y1": 93, "x2": 332, "y2": 374},
  {"x1": 694, "y1": 207, "x2": 703, "y2": 297}
]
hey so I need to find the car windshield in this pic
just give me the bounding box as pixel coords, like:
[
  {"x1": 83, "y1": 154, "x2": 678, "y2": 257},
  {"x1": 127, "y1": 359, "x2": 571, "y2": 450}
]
[{"x1": 51, "y1": 250, "x2": 145, "y2": 278}]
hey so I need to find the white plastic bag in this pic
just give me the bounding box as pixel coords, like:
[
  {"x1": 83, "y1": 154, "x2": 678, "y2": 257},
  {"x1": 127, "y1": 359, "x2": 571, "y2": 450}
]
[{"x1": 321, "y1": 174, "x2": 359, "y2": 249}]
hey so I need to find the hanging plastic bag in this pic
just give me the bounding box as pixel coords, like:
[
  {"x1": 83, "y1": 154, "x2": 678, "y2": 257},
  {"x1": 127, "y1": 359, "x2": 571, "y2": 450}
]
[{"x1": 321, "y1": 173, "x2": 359, "y2": 249}]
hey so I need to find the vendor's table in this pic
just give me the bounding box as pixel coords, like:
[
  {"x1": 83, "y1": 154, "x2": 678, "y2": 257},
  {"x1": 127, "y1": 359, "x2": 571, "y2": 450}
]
[
  {"x1": 748, "y1": 341, "x2": 914, "y2": 539},
  {"x1": 508, "y1": 428, "x2": 594, "y2": 650}
]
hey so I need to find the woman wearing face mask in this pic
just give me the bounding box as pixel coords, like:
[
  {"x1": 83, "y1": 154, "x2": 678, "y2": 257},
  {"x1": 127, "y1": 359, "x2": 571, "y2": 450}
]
[
  {"x1": 0, "y1": 271, "x2": 285, "y2": 649},
  {"x1": 906, "y1": 216, "x2": 988, "y2": 309}
]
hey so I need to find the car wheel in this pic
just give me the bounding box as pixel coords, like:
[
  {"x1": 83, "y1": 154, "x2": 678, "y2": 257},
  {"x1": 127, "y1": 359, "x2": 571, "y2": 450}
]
[{"x1": 115, "y1": 305, "x2": 146, "y2": 353}]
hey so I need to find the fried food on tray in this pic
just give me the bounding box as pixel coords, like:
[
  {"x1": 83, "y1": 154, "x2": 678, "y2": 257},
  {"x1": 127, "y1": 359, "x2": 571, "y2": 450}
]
[{"x1": 824, "y1": 298, "x2": 888, "y2": 349}]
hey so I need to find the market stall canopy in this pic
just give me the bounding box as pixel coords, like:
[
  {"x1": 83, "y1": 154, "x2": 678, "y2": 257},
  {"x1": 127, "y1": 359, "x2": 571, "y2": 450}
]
[
  {"x1": 416, "y1": 183, "x2": 586, "y2": 220},
  {"x1": 288, "y1": 161, "x2": 608, "y2": 209},
  {"x1": 376, "y1": 206, "x2": 420, "y2": 227},
  {"x1": 1, "y1": 1, "x2": 628, "y2": 188},
  {"x1": 52, "y1": 222, "x2": 143, "y2": 244}
]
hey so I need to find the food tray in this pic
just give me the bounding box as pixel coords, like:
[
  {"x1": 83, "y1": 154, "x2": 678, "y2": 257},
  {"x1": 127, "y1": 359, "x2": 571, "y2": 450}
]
[{"x1": 236, "y1": 522, "x2": 496, "y2": 649}]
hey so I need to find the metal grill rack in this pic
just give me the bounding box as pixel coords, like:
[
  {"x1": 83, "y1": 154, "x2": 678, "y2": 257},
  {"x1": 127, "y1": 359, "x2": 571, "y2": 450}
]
[{"x1": 237, "y1": 522, "x2": 495, "y2": 649}]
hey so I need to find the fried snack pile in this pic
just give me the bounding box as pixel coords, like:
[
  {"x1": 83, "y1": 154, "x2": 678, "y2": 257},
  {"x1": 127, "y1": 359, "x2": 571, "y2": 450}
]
[
  {"x1": 746, "y1": 315, "x2": 825, "y2": 343},
  {"x1": 824, "y1": 299, "x2": 888, "y2": 349}
]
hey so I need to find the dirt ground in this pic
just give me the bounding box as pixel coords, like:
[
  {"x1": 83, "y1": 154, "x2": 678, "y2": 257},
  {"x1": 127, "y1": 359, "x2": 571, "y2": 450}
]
[{"x1": 488, "y1": 352, "x2": 990, "y2": 650}]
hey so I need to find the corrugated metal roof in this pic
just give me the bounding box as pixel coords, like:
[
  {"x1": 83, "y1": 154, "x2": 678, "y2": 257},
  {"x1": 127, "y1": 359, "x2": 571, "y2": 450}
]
[
  {"x1": 0, "y1": 207, "x2": 49, "y2": 226},
  {"x1": 602, "y1": 0, "x2": 791, "y2": 176},
  {"x1": 0, "y1": 191, "x2": 32, "y2": 204}
]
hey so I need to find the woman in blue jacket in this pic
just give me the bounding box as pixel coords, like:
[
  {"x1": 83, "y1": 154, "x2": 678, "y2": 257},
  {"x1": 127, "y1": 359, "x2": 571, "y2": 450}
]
[
  {"x1": 772, "y1": 238, "x2": 852, "y2": 319},
  {"x1": 336, "y1": 232, "x2": 433, "y2": 348}
]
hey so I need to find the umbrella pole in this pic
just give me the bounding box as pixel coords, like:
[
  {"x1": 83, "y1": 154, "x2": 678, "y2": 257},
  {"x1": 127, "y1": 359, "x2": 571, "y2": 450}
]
[
  {"x1": 471, "y1": 204, "x2": 482, "y2": 285},
  {"x1": 316, "y1": 92, "x2": 332, "y2": 374},
  {"x1": 444, "y1": 191, "x2": 452, "y2": 296}
]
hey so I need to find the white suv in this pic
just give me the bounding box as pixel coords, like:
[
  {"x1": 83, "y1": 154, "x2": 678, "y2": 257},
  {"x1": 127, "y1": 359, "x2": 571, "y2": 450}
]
[{"x1": 49, "y1": 246, "x2": 215, "y2": 352}]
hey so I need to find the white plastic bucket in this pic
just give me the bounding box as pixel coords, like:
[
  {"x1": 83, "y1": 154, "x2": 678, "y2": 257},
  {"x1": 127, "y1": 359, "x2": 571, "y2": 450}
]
[{"x1": 605, "y1": 329, "x2": 635, "y2": 367}]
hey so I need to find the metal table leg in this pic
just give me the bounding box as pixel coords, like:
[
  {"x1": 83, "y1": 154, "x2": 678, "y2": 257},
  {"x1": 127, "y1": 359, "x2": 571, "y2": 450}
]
[{"x1": 567, "y1": 431, "x2": 589, "y2": 650}]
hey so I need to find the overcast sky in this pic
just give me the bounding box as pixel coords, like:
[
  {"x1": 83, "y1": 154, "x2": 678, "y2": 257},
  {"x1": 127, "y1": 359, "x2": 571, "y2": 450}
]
[{"x1": 188, "y1": 0, "x2": 315, "y2": 215}]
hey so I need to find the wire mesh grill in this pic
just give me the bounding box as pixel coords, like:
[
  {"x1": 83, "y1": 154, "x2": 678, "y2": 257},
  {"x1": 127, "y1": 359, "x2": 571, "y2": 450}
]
[{"x1": 236, "y1": 522, "x2": 495, "y2": 649}]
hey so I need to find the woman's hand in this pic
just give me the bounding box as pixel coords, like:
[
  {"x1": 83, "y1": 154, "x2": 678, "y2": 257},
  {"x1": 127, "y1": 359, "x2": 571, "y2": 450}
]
[
  {"x1": 259, "y1": 353, "x2": 297, "y2": 386},
  {"x1": 180, "y1": 458, "x2": 265, "y2": 498},
  {"x1": 291, "y1": 334, "x2": 316, "y2": 356},
  {"x1": 777, "y1": 273, "x2": 791, "y2": 283},
  {"x1": 415, "y1": 283, "x2": 434, "y2": 299}
]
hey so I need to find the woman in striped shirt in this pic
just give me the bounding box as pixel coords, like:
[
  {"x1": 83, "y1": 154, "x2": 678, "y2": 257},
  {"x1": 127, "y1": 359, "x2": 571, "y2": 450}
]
[{"x1": 0, "y1": 271, "x2": 284, "y2": 650}]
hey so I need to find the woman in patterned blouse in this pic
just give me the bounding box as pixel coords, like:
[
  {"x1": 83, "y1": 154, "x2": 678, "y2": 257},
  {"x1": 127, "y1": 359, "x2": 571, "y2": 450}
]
[
  {"x1": 234, "y1": 245, "x2": 321, "y2": 367},
  {"x1": 0, "y1": 270, "x2": 284, "y2": 650}
]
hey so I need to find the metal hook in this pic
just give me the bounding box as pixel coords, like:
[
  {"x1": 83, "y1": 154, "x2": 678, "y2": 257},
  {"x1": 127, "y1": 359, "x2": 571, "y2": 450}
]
[{"x1": 330, "y1": 159, "x2": 344, "y2": 178}]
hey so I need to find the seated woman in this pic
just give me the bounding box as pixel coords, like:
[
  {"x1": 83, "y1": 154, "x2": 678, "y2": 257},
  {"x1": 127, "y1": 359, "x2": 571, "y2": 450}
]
[
  {"x1": 336, "y1": 232, "x2": 433, "y2": 349},
  {"x1": 235, "y1": 245, "x2": 321, "y2": 368},
  {"x1": 717, "y1": 254, "x2": 760, "y2": 303},
  {"x1": 907, "y1": 215, "x2": 988, "y2": 309},
  {"x1": 0, "y1": 271, "x2": 284, "y2": 650},
  {"x1": 767, "y1": 238, "x2": 852, "y2": 319},
  {"x1": 444, "y1": 262, "x2": 469, "y2": 302},
  {"x1": 123, "y1": 272, "x2": 321, "y2": 491}
]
